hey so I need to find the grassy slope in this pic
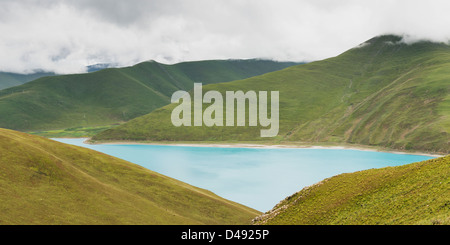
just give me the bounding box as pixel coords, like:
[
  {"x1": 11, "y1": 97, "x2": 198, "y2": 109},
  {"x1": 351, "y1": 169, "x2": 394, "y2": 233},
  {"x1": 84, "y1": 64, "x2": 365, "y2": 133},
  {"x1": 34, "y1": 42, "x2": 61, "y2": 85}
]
[
  {"x1": 29, "y1": 125, "x2": 117, "y2": 138},
  {"x1": 253, "y1": 155, "x2": 449, "y2": 225},
  {"x1": 0, "y1": 71, "x2": 54, "y2": 90},
  {"x1": 0, "y1": 128, "x2": 260, "y2": 224},
  {"x1": 0, "y1": 59, "x2": 298, "y2": 131},
  {"x1": 93, "y1": 36, "x2": 450, "y2": 154}
]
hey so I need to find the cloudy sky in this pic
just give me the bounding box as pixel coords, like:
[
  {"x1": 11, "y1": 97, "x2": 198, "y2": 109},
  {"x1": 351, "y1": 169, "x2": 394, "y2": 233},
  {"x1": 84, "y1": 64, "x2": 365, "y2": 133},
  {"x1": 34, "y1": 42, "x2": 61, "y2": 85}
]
[{"x1": 1, "y1": 0, "x2": 449, "y2": 74}]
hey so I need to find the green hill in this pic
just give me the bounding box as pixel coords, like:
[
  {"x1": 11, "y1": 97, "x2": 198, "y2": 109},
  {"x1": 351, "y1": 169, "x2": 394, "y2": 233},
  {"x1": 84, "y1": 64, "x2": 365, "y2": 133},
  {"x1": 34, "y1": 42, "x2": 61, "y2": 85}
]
[
  {"x1": 0, "y1": 59, "x2": 298, "y2": 131},
  {"x1": 92, "y1": 35, "x2": 450, "y2": 154},
  {"x1": 252, "y1": 155, "x2": 449, "y2": 225},
  {"x1": 0, "y1": 71, "x2": 54, "y2": 90},
  {"x1": 0, "y1": 128, "x2": 260, "y2": 224}
]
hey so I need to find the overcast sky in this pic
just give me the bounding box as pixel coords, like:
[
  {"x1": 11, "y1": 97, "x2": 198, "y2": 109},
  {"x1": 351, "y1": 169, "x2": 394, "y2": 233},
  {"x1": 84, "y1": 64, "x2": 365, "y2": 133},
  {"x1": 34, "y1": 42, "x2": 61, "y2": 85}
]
[{"x1": 1, "y1": 0, "x2": 449, "y2": 74}]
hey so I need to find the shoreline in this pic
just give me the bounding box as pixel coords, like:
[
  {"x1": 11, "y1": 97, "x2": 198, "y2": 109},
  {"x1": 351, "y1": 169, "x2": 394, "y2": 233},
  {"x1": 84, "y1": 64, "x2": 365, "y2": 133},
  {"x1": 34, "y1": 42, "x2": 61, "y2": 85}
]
[{"x1": 81, "y1": 139, "x2": 446, "y2": 158}]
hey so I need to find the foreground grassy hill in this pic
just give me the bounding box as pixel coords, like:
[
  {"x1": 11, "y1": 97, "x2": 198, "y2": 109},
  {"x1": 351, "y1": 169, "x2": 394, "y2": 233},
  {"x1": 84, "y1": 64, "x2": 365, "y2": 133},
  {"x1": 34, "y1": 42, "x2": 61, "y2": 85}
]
[
  {"x1": 0, "y1": 59, "x2": 298, "y2": 131},
  {"x1": 252, "y1": 155, "x2": 449, "y2": 225},
  {"x1": 0, "y1": 128, "x2": 260, "y2": 224},
  {"x1": 0, "y1": 71, "x2": 54, "y2": 90},
  {"x1": 93, "y1": 35, "x2": 449, "y2": 154}
]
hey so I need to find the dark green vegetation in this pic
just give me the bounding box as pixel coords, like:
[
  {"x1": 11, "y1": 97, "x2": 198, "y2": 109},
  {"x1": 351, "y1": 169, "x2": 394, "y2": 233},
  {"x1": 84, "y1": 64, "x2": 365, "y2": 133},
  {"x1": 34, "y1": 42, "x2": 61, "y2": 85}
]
[
  {"x1": 93, "y1": 36, "x2": 450, "y2": 154},
  {"x1": 0, "y1": 59, "x2": 298, "y2": 131},
  {"x1": 0, "y1": 128, "x2": 260, "y2": 224},
  {"x1": 253, "y1": 155, "x2": 449, "y2": 225},
  {"x1": 0, "y1": 71, "x2": 54, "y2": 90},
  {"x1": 29, "y1": 125, "x2": 118, "y2": 138}
]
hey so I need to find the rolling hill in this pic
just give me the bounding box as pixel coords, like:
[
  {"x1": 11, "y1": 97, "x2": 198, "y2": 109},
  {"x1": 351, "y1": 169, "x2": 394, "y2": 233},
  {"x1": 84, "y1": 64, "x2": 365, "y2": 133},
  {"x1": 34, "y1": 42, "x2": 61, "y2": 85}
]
[
  {"x1": 0, "y1": 128, "x2": 260, "y2": 224},
  {"x1": 252, "y1": 155, "x2": 449, "y2": 225},
  {"x1": 92, "y1": 35, "x2": 450, "y2": 154},
  {"x1": 0, "y1": 59, "x2": 299, "y2": 131},
  {"x1": 0, "y1": 64, "x2": 117, "y2": 90},
  {"x1": 0, "y1": 71, "x2": 55, "y2": 90}
]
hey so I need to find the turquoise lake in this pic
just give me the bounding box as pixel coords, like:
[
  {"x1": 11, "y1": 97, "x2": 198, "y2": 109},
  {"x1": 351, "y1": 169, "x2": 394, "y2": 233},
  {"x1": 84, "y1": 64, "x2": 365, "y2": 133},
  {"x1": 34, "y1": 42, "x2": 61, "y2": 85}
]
[{"x1": 53, "y1": 138, "x2": 433, "y2": 212}]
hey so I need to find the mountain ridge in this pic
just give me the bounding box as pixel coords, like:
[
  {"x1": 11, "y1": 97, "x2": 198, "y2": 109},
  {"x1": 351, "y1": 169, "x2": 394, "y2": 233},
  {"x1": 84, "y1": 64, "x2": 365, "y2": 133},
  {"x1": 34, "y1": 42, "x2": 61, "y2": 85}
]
[
  {"x1": 0, "y1": 59, "x2": 300, "y2": 131},
  {"x1": 0, "y1": 71, "x2": 55, "y2": 90},
  {"x1": 92, "y1": 35, "x2": 450, "y2": 154}
]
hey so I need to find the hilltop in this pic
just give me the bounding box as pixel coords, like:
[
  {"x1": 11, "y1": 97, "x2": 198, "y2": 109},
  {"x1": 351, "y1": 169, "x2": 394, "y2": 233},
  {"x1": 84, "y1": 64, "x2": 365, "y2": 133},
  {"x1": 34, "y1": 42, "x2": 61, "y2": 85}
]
[
  {"x1": 253, "y1": 155, "x2": 449, "y2": 225},
  {"x1": 0, "y1": 59, "x2": 299, "y2": 131},
  {"x1": 0, "y1": 128, "x2": 260, "y2": 224},
  {"x1": 92, "y1": 35, "x2": 450, "y2": 154}
]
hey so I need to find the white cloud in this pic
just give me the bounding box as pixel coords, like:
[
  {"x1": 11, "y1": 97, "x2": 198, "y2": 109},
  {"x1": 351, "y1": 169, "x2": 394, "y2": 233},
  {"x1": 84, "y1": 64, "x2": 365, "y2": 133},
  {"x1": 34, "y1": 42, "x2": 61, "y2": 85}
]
[{"x1": 0, "y1": 0, "x2": 449, "y2": 74}]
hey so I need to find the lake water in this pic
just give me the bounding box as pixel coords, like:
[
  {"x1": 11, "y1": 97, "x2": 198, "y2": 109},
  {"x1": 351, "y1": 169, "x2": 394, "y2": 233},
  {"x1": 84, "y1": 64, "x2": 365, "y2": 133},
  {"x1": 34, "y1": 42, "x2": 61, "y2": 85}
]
[{"x1": 53, "y1": 138, "x2": 433, "y2": 212}]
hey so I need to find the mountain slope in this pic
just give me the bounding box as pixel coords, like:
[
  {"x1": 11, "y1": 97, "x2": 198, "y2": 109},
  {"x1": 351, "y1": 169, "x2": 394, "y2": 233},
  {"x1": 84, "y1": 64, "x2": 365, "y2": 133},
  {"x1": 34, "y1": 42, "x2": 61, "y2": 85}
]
[
  {"x1": 0, "y1": 64, "x2": 116, "y2": 90},
  {"x1": 252, "y1": 155, "x2": 449, "y2": 225},
  {"x1": 93, "y1": 35, "x2": 450, "y2": 154},
  {"x1": 0, "y1": 128, "x2": 260, "y2": 224},
  {"x1": 0, "y1": 71, "x2": 54, "y2": 90},
  {"x1": 0, "y1": 59, "x2": 299, "y2": 131}
]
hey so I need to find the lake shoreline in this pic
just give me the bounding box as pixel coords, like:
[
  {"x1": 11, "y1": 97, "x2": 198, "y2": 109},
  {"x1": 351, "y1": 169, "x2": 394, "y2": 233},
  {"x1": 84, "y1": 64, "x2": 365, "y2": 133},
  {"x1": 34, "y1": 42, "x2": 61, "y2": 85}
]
[
  {"x1": 53, "y1": 137, "x2": 440, "y2": 212},
  {"x1": 82, "y1": 139, "x2": 446, "y2": 158}
]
